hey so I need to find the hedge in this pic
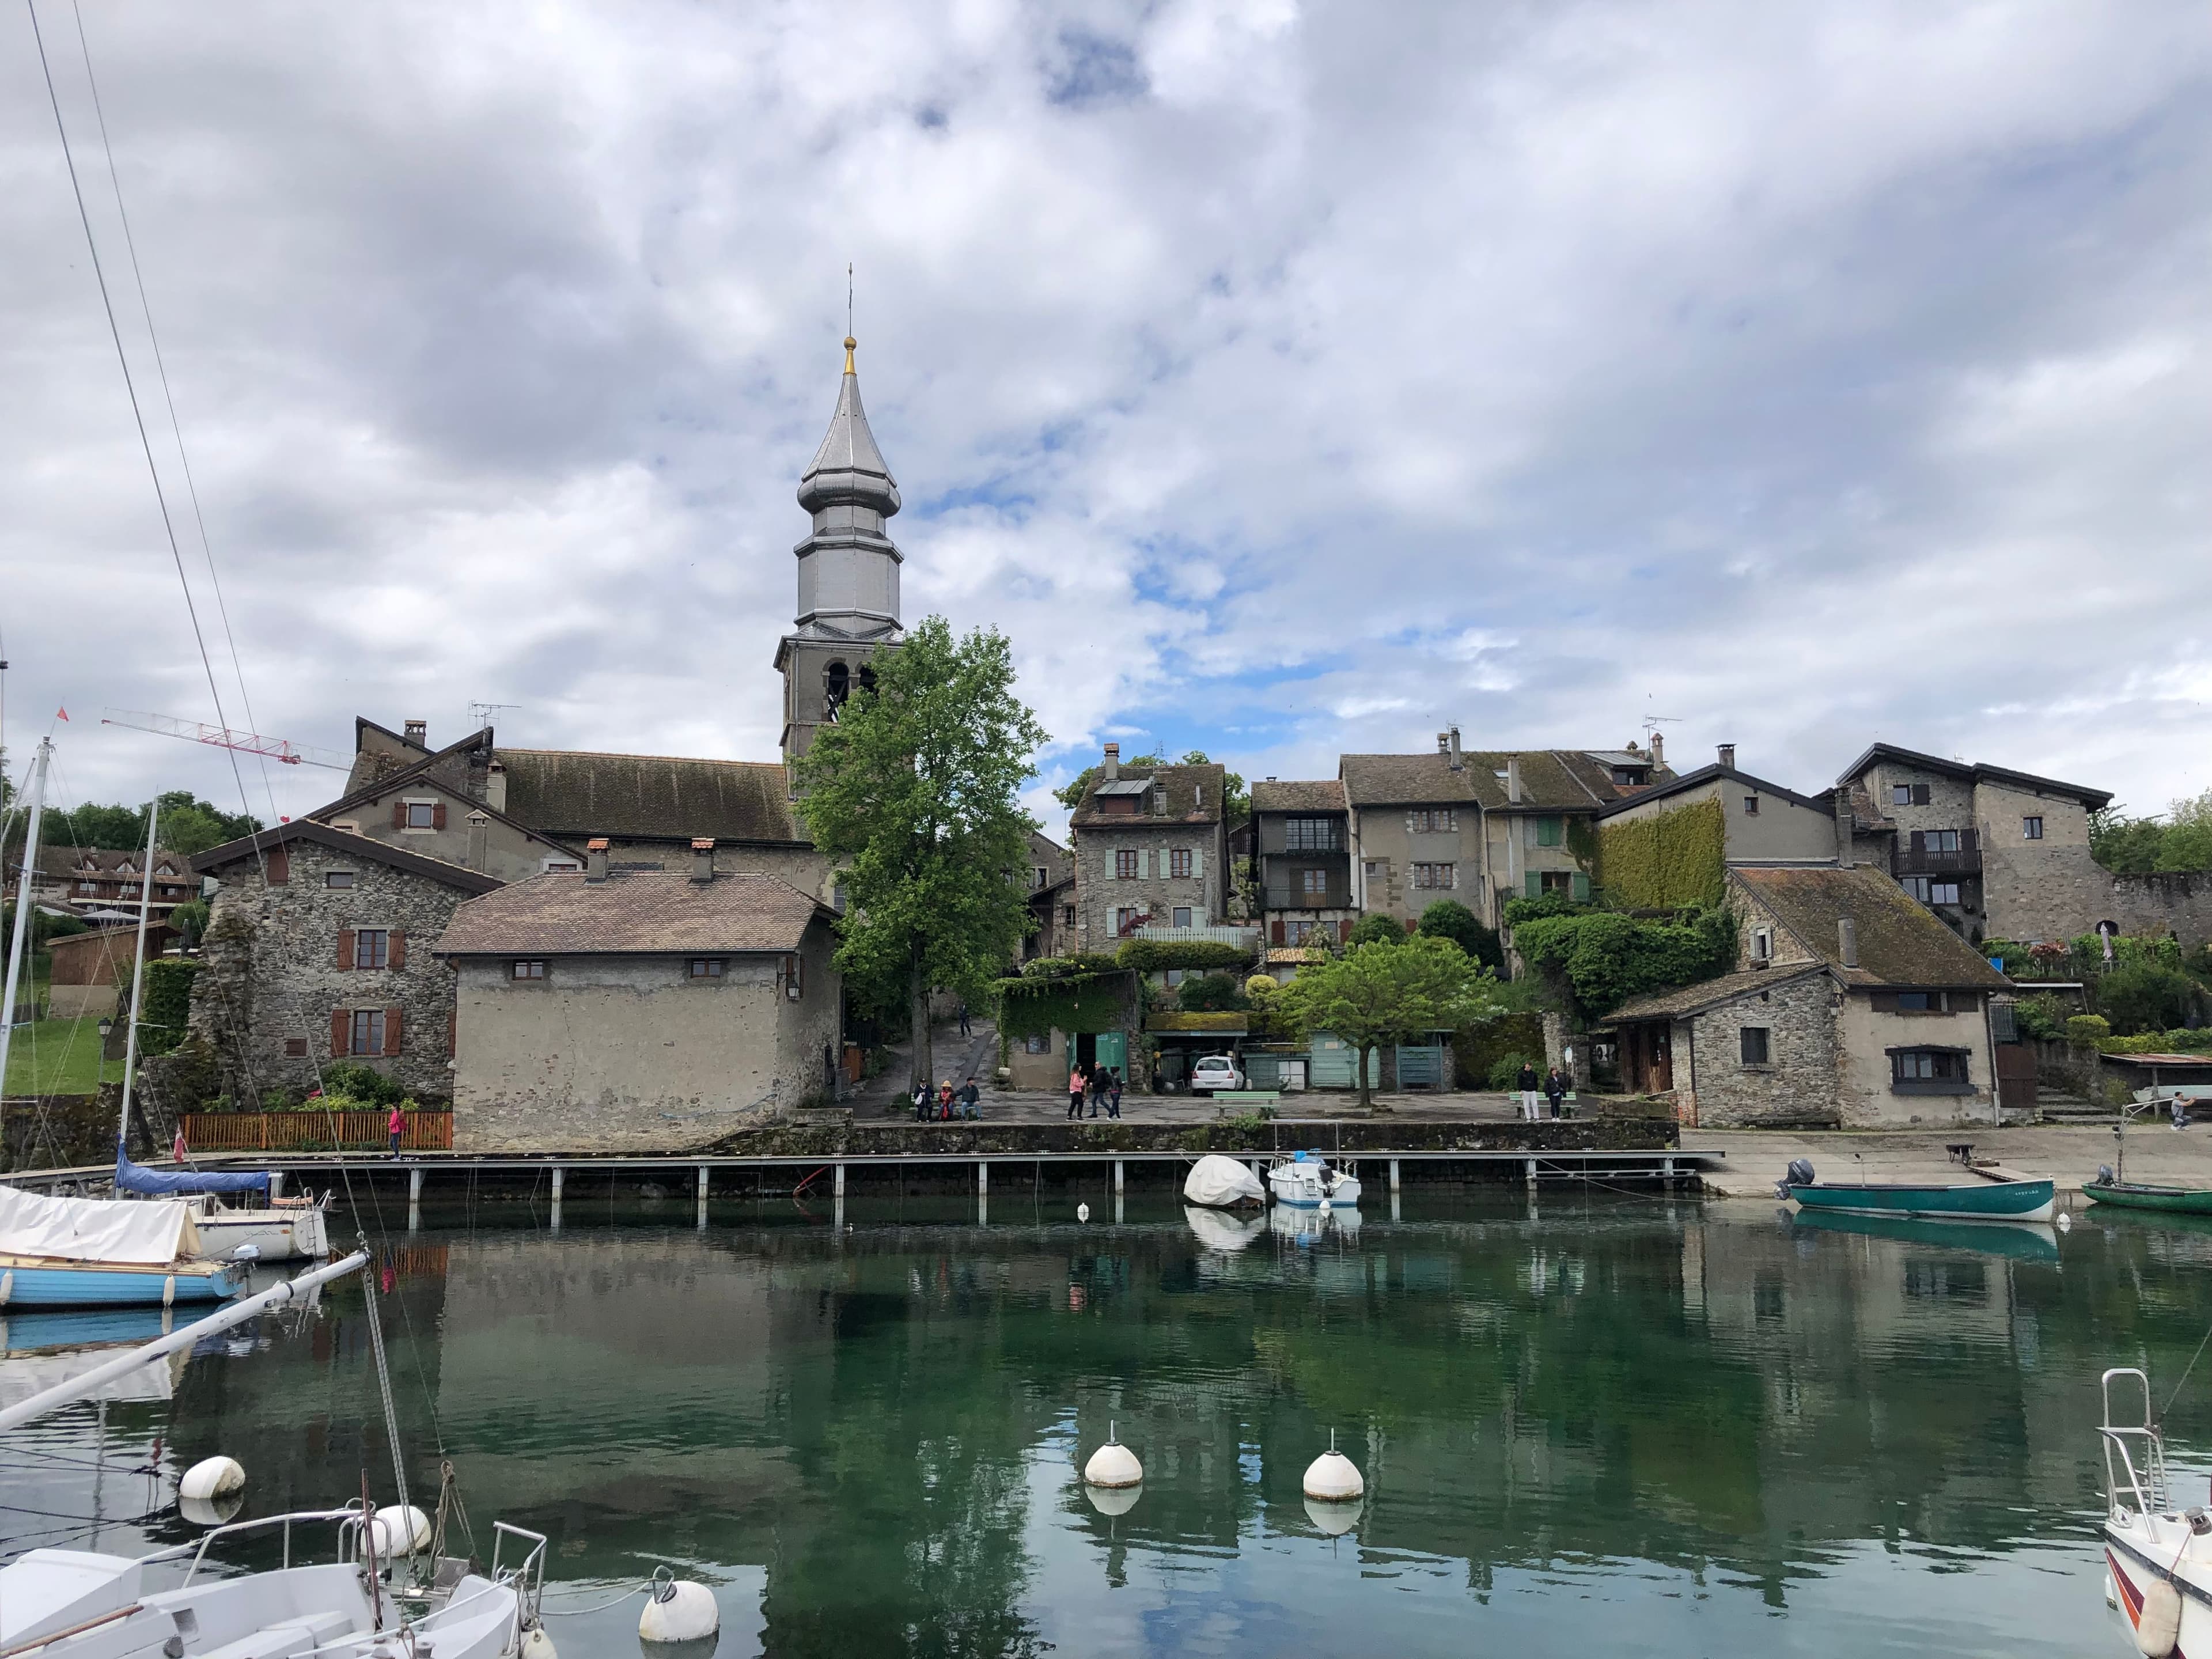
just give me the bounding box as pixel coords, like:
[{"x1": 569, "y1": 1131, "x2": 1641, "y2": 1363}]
[
  {"x1": 1116, "y1": 939, "x2": 1254, "y2": 975},
  {"x1": 140, "y1": 959, "x2": 199, "y2": 1056},
  {"x1": 2096, "y1": 1029, "x2": 2212, "y2": 1055},
  {"x1": 1596, "y1": 797, "x2": 1725, "y2": 911},
  {"x1": 1512, "y1": 907, "x2": 1734, "y2": 1018}
]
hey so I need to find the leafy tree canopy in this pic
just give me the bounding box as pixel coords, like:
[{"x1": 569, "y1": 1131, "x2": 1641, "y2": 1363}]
[
  {"x1": 1512, "y1": 906, "x2": 1735, "y2": 1022},
  {"x1": 39, "y1": 791, "x2": 262, "y2": 858},
  {"x1": 2092, "y1": 791, "x2": 2212, "y2": 874},
  {"x1": 1346, "y1": 912, "x2": 1408, "y2": 949},
  {"x1": 1281, "y1": 934, "x2": 1501, "y2": 1107},
  {"x1": 794, "y1": 616, "x2": 1047, "y2": 1092},
  {"x1": 1414, "y1": 897, "x2": 1504, "y2": 974}
]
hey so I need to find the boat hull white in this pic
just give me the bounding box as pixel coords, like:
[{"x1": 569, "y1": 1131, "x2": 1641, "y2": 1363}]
[
  {"x1": 193, "y1": 1206, "x2": 329, "y2": 1262},
  {"x1": 1267, "y1": 1160, "x2": 1362, "y2": 1210}
]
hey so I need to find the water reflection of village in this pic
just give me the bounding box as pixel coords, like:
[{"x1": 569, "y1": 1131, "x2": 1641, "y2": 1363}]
[{"x1": 30, "y1": 1199, "x2": 2212, "y2": 1651}]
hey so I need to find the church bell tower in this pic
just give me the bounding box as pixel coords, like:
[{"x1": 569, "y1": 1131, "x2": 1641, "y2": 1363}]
[{"x1": 775, "y1": 336, "x2": 904, "y2": 764}]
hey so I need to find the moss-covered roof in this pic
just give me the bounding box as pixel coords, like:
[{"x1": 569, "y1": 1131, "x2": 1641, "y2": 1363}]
[
  {"x1": 1340, "y1": 749, "x2": 1658, "y2": 812},
  {"x1": 1605, "y1": 964, "x2": 1825, "y2": 1025},
  {"x1": 495, "y1": 749, "x2": 805, "y2": 844},
  {"x1": 1732, "y1": 864, "x2": 2010, "y2": 990}
]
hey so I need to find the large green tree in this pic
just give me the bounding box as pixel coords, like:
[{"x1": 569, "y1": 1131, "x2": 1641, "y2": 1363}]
[
  {"x1": 1282, "y1": 934, "x2": 1501, "y2": 1109},
  {"x1": 794, "y1": 617, "x2": 1048, "y2": 1092},
  {"x1": 42, "y1": 791, "x2": 260, "y2": 856}
]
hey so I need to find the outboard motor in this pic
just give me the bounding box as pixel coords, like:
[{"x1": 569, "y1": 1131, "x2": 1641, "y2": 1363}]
[
  {"x1": 2096, "y1": 1164, "x2": 2115, "y2": 1187},
  {"x1": 1785, "y1": 1158, "x2": 1816, "y2": 1189}
]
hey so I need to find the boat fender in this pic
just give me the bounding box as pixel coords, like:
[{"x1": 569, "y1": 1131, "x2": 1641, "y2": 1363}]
[
  {"x1": 638, "y1": 1574, "x2": 720, "y2": 1646},
  {"x1": 520, "y1": 1624, "x2": 558, "y2": 1659},
  {"x1": 368, "y1": 1504, "x2": 433, "y2": 1556},
  {"x1": 2099, "y1": 1165, "x2": 2116, "y2": 1187},
  {"x1": 2057, "y1": 1211, "x2": 2073, "y2": 1232},
  {"x1": 1077, "y1": 1203, "x2": 1089, "y2": 1224},
  {"x1": 1084, "y1": 1422, "x2": 1144, "y2": 1489},
  {"x1": 2134, "y1": 1575, "x2": 2181, "y2": 1656},
  {"x1": 180, "y1": 1456, "x2": 245, "y2": 1501},
  {"x1": 1303, "y1": 1432, "x2": 1364, "y2": 1503}
]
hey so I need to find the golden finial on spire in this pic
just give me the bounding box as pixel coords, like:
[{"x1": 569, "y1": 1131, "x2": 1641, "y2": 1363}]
[{"x1": 843, "y1": 335, "x2": 857, "y2": 374}]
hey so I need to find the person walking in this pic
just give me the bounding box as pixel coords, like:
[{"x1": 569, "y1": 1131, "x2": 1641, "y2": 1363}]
[
  {"x1": 1068, "y1": 1065, "x2": 1087, "y2": 1120},
  {"x1": 1543, "y1": 1066, "x2": 1567, "y2": 1120},
  {"x1": 1516, "y1": 1062, "x2": 1541, "y2": 1123},
  {"x1": 1106, "y1": 1068, "x2": 1123, "y2": 1120},
  {"x1": 957, "y1": 1001, "x2": 971, "y2": 1037},
  {"x1": 387, "y1": 1103, "x2": 405, "y2": 1159}
]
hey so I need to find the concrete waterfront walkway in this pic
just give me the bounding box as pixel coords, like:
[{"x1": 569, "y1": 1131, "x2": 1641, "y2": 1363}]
[{"x1": 1690, "y1": 1122, "x2": 2212, "y2": 1200}]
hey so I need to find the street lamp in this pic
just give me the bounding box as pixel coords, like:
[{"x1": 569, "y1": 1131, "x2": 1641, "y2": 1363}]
[{"x1": 97, "y1": 1016, "x2": 113, "y2": 1042}]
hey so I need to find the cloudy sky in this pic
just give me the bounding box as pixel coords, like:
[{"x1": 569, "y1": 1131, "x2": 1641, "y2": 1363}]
[{"x1": 4, "y1": 0, "x2": 2210, "y2": 835}]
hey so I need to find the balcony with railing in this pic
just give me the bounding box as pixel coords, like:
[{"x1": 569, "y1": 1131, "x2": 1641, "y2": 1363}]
[
  {"x1": 1262, "y1": 884, "x2": 1352, "y2": 911},
  {"x1": 1896, "y1": 828, "x2": 1981, "y2": 876},
  {"x1": 1131, "y1": 922, "x2": 1263, "y2": 948}
]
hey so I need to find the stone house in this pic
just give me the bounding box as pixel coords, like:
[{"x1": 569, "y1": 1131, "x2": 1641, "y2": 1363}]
[
  {"x1": 433, "y1": 850, "x2": 841, "y2": 1152},
  {"x1": 1023, "y1": 830, "x2": 1075, "y2": 962},
  {"x1": 1341, "y1": 728, "x2": 1669, "y2": 931},
  {"x1": 1067, "y1": 745, "x2": 1230, "y2": 948},
  {"x1": 1605, "y1": 863, "x2": 2009, "y2": 1128},
  {"x1": 1250, "y1": 779, "x2": 1354, "y2": 947},
  {"x1": 188, "y1": 821, "x2": 501, "y2": 1105}
]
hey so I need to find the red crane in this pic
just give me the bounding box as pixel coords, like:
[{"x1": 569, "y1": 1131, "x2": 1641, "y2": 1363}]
[{"x1": 101, "y1": 707, "x2": 349, "y2": 771}]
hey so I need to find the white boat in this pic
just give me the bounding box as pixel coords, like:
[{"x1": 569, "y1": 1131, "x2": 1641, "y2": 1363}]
[
  {"x1": 1183, "y1": 1154, "x2": 1265, "y2": 1209},
  {"x1": 1267, "y1": 1152, "x2": 1361, "y2": 1209},
  {"x1": 2100, "y1": 1365, "x2": 2210, "y2": 1656},
  {"x1": 185, "y1": 1192, "x2": 333, "y2": 1263}
]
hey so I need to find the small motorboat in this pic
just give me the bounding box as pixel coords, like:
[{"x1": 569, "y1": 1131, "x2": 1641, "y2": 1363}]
[
  {"x1": 1184, "y1": 1155, "x2": 1266, "y2": 1209},
  {"x1": 2099, "y1": 1366, "x2": 2209, "y2": 1656},
  {"x1": 2085, "y1": 1165, "x2": 2212, "y2": 1215},
  {"x1": 1268, "y1": 1152, "x2": 1361, "y2": 1210},
  {"x1": 0, "y1": 1187, "x2": 241, "y2": 1308},
  {"x1": 1776, "y1": 1158, "x2": 2055, "y2": 1223}
]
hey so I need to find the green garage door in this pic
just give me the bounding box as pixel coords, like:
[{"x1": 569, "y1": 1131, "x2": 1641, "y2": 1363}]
[
  {"x1": 1308, "y1": 1034, "x2": 1380, "y2": 1089},
  {"x1": 1394, "y1": 1044, "x2": 1447, "y2": 1089}
]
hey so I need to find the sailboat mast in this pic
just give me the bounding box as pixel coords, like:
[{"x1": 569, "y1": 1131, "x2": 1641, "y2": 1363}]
[
  {"x1": 117, "y1": 795, "x2": 161, "y2": 1156},
  {"x1": 0, "y1": 737, "x2": 54, "y2": 1094}
]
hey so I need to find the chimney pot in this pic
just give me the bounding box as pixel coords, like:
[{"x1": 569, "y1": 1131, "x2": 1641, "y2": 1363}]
[
  {"x1": 1718, "y1": 743, "x2": 1736, "y2": 771},
  {"x1": 1103, "y1": 742, "x2": 1119, "y2": 783},
  {"x1": 1447, "y1": 725, "x2": 1463, "y2": 770},
  {"x1": 691, "y1": 838, "x2": 715, "y2": 882},
  {"x1": 485, "y1": 759, "x2": 507, "y2": 815},
  {"x1": 465, "y1": 810, "x2": 489, "y2": 874},
  {"x1": 1832, "y1": 786, "x2": 1854, "y2": 868},
  {"x1": 1506, "y1": 756, "x2": 1524, "y2": 805},
  {"x1": 403, "y1": 719, "x2": 427, "y2": 745},
  {"x1": 586, "y1": 838, "x2": 609, "y2": 882},
  {"x1": 1649, "y1": 732, "x2": 1665, "y2": 768},
  {"x1": 1838, "y1": 917, "x2": 1859, "y2": 969}
]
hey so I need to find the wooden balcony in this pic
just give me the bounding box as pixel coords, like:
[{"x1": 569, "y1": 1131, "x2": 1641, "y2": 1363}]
[{"x1": 1896, "y1": 829, "x2": 1980, "y2": 876}]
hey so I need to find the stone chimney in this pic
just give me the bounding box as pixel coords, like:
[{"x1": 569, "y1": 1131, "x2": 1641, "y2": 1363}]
[
  {"x1": 1102, "y1": 741, "x2": 1119, "y2": 782},
  {"x1": 1832, "y1": 786, "x2": 1854, "y2": 868},
  {"x1": 691, "y1": 838, "x2": 715, "y2": 883},
  {"x1": 1446, "y1": 725, "x2": 1463, "y2": 771},
  {"x1": 404, "y1": 719, "x2": 427, "y2": 745},
  {"x1": 1506, "y1": 756, "x2": 1524, "y2": 805},
  {"x1": 1649, "y1": 731, "x2": 1664, "y2": 769},
  {"x1": 465, "y1": 810, "x2": 489, "y2": 873},
  {"x1": 1838, "y1": 917, "x2": 1859, "y2": 969},
  {"x1": 1717, "y1": 743, "x2": 1736, "y2": 771},
  {"x1": 485, "y1": 760, "x2": 507, "y2": 814},
  {"x1": 586, "y1": 838, "x2": 609, "y2": 882}
]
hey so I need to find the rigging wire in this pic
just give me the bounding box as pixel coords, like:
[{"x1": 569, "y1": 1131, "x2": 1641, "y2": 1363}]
[{"x1": 67, "y1": 0, "x2": 281, "y2": 832}]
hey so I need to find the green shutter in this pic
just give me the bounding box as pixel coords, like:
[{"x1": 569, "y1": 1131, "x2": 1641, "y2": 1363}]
[
  {"x1": 1525, "y1": 872, "x2": 1540, "y2": 900},
  {"x1": 1571, "y1": 871, "x2": 1590, "y2": 902},
  {"x1": 1538, "y1": 816, "x2": 1562, "y2": 847}
]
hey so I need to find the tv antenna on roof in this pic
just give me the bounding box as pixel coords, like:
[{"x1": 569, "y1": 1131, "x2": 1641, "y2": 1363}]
[
  {"x1": 1641, "y1": 714, "x2": 1682, "y2": 740},
  {"x1": 468, "y1": 702, "x2": 520, "y2": 729}
]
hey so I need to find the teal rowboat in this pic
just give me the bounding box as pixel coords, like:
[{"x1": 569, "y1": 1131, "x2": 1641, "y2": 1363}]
[
  {"x1": 2084, "y1": 1179, "x2": 2212, "y2": 1215},
  {"x1": 1786, "y1": 1178, "x2": 2055, "y2": 1223}
]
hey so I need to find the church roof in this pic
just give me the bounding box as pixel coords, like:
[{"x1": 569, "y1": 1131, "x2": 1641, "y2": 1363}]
[
  {"x1": 797, "y1": 338, "x2": 900, "y2": 517},
  {"x1": 495, "y1": 749, "x2": 806, "y2": 846}
]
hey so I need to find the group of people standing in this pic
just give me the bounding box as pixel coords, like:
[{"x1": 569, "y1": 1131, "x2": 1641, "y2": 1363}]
[
  {"x1": 1514, "y1": 1062, "x2": 1571, "y2": 1122},
  {"x1": 915, "y1": 1077, "x2": 983, "y2": 1121},
  {"x1": 1067, "y1": 1063, "x2": 1123, "y2": 1120}
]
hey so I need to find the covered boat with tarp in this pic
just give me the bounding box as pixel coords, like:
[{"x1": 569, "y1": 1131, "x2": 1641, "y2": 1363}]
[
  {"x1": 116, "y1": 1147, "x2": 331, "y2": 1262},
  {"x1": 1183, "y1": 1155, "x2": 1266, "y2": 1209},
  {"x1": 0, "y1": 1185, "x2": 240, "y2": 1307}
]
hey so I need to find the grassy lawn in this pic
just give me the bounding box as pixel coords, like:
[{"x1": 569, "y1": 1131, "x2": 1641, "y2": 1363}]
[{"x1": 4, "y1": 1016, "x2": 126, "y2": 1097}]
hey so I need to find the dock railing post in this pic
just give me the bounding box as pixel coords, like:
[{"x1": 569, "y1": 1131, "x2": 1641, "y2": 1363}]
[{"x1": 550, "y1": 1165, "x2": 564, "y2": 1232}]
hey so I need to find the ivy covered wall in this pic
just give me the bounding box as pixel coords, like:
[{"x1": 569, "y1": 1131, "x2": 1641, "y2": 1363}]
[{"x1": 1596, "y1": 797, "x2": 1725, "y2": 911}]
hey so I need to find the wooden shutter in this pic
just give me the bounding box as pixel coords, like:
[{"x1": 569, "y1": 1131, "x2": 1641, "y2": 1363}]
[
  {"x1": 1339, "y1": 920, "x2": 1354, "y2": 943},
  {"x1": 391, "y1": 800, "x2": 407, "y2": 830},
  {"x1": 389, "y1": 930, "x2": 406, "y2": 969},
  {"x1": 266, "y1": 844, "x2": 289, "y2": 885},
  {"x1": 1271, "y1": 919, "x2": 1285, "y2": 945},
  {"x1": 337, "y1": 930, "x2": 355, "y2": 971},
  {"x1": 448, "y1": 1003, "x2": 457, "y2": 1058},
  {"x1": 1571, "y1": 872, "x2": 1591, "y2": 902},
  {"x1": 331, "y1": 1009, "x2": 350, "y2": 1056},
  {"x1": 1525, "y1": 872, "x2": 1540, "y2": 899},
  {"x1": 384, "y1": 1006, "x2": 403, "y2": 1054},
  {"x1": 432, "y1": 802, "x2": 447, "y2": 831},
  {"x1": 1909, "y1": 830, "x2": 1925, "y2": 855},
  {"x1": 1191, "y1": 847, "x2": 1203, "y2": 879}
]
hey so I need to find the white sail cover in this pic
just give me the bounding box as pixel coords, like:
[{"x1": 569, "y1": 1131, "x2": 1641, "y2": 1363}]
[
  {"x1": 1183, "y1": 1155, "x2": 1265, "y2": 1209},
  {"x1": 0, "y1": 1187, "x2": 201, "y2": 1266}
]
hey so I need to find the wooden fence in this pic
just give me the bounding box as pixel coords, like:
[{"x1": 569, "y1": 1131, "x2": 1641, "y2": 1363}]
[{"x1": 180, "y1": 1111, "x2": 454, "y2": 1153}]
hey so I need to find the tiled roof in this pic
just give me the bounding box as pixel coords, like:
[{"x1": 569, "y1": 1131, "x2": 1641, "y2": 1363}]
[
  {"x1": 1597, "y1": 764, "x2": 1838, "y2": 820},
  {"x1": 1340, "y1": 749, "x2": 1637, "y2": 810},
  {"x1": 28, "y1": 846, "x2": 192, "y2": 880},
  {"x1": 1732, "y1": 865, "x2": 2010, "y2": 990},
  {"x1": 1069, "y1": 763, "x2": 1226, "y2": 828},
  {"x1": 1605, "y1": 964, "x2": 1827, "y2": 1025},
  {"x1": 435, "y1": 871, "x2": 825, "y2": 957},
  {"x1": 495, "y1": 749, "x2": 805, "y2": 843},
  {"x1": 1835, "y1": 743, "x2": 2112, "y2": 810},
  {"x1": 192, "y1": 821, "x2": 502, "y2": 892},
  {"x1": 1250, "y1": 779, "x2": 1346, "y2": 814}
]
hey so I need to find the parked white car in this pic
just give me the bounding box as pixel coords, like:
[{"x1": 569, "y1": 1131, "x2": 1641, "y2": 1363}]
[{"x1": 1189, "y1": 1054, "x2": 1245, "y2": 1094}]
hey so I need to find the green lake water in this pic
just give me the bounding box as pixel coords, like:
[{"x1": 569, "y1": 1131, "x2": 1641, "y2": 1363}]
[{"x1": 7, "y1": 1190, "x2": 2211, "y2": 1657}]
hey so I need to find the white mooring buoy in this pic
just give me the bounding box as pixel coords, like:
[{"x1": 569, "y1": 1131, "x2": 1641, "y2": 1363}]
[
  {"x1": 639, "y1": 1576, "x2": 721, "y2": 1647},
  {"x1": 1083, "y1": 1421, "x2": 1143, "y2": 1490},
  {"x1": 1304, "y1": 1494, "x2": 1360, "y2": 1536},
  {"x1": 520, "y1": 1624, "x2": 559, "y2": 1659},
  {"x1": 368, "y1": 1505, "x2": 433, "y2": 1557},
  {"x1": 179, "y1": 1492, "x2": 245, "y2": 1528},
  {"x1": 179, "y1": 1456, "x2": 245, "y2": 1502},
  {"x1": 2057, "y1": 1210, "x2": 2074, "y2": 1232},
  {"x1": 1302, "y1": 1430, "x2": 1364, "y2": 1503},
  {"x1": 1077, "y1": 1203, "x2": 1090, "y2": 1224}
]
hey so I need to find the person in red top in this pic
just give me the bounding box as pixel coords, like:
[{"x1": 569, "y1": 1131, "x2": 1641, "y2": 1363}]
[
  {"x1": 172, "y1": 1126, "x2": 188, "y2": 1165},
  {"x1": 388, "y1": 1104, "x2": 405, "y2": 1159}
]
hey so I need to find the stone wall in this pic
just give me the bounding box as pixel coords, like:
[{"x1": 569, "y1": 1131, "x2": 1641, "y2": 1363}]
[
  {"x1": 1071, "y1": 823, "x2": 1222, "y2": 950},
  {"x1": 1982, "y1": 843, "x2": 2212, "y2": 949},
  {"x1": 192, "y1": 838, "x2": 482, "y2": 1107},
  {"x1": 1679, "y1": 972, "x2": 1839, "y2": 1128},
  {"x1": 1, "y1": 1086, "x2": 147, "y2": 1172},
  {"x1": 449, "y1": 922, "x2": 841, "y2": 1152}
]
